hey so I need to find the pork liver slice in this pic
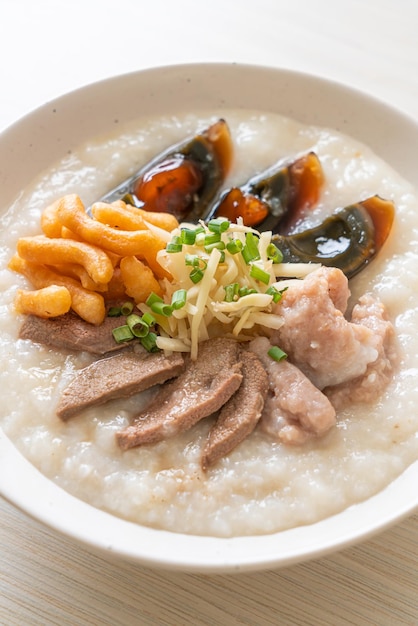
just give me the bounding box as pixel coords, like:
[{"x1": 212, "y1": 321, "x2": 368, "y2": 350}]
[
  {"x1": 57, "y1": 350, "x2": 184, "y2": 420},
  {"x1": 19, "y1": 312, "x2": 132, "y2": 355},
  {"x1": 116, "y1": 337, "x2": 243, "y2": 450},
  {"x1": 201, "y1": 349, "x2": 269, "y2": 470}
]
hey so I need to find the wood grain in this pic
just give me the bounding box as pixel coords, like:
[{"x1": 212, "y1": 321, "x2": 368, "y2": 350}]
[{"x1": 0, "y1": 501, "x2": 416, "y2": 625}]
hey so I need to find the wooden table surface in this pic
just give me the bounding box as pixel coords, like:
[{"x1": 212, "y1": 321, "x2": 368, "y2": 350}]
[{"x1": 0, "y1": 1, "x2": 417, "y2": 624}]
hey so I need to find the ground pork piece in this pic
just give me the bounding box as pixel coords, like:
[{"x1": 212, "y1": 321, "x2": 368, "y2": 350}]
[
  {"x1": 201, "y1": 350, "x2": 269, "y2": 470},
  {"x1": 323, "y1": 266, "x2": 351, "y2": 313},
  {"x1": 116, "y1": 337, "x2": 243, "y2": 450},
  {"x1": 270, "y1": 266, "x2": 379, "y2": 389},
  {"x1": 56, "y1": 350, "x2": 184, "y2": 420},
  {"x1": 325, "y1": 293, "x2": 398, "y2": 409},
  {"x1": 250, "y1": 337, "x2": 336, "y2": 444}
]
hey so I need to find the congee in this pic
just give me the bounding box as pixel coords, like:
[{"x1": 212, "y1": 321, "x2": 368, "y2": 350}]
[{"x1": 1, "y1": 111, "x2": 417, "y2": 537}]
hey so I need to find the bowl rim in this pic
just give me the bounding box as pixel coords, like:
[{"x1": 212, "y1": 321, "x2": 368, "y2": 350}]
[
  {"x1": 0, "y1": 62, "x2": 417, "y2": 573},
  {"x1": 0, "y1": 428, "x2": 417, "y2": 573}
]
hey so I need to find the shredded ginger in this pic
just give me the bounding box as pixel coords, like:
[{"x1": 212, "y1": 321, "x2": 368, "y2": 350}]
[{"x1": 142, "y1": 219, "x2": 319, "y2": 359}]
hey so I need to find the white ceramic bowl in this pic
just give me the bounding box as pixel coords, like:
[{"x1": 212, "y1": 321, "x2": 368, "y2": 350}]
[{"x1": 0, "y1": 63, "x2": 417, "y2": 573}]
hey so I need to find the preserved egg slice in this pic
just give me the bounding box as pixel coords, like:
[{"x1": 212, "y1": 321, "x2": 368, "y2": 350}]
[{"x1": 100, "y1": 119, "x2": 233, "y2": 222}]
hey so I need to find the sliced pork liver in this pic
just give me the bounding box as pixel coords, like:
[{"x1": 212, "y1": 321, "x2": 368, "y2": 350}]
[
  {"x1": 201, "y1": 349, "x2": 268, "y2": 470},
  {"x1": 19, "y1": 312, "x2": 131, "y2": 355},
  {"x1": 116, "y1": 337, "x2": 243, "y2": 450},
  {"x1": 57, "y1": 350, "x2": 185, "y2": 420}
]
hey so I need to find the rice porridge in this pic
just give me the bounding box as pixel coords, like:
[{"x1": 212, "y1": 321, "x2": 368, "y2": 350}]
[{"x1": 1, "y1": 111, "x2": 418, "y2": 538}]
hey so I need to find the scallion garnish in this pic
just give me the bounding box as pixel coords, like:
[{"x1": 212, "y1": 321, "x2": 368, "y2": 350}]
[
  {"x1": 238, "y1": 286, "x2": 258, "y2": 297},
  {"x1": 185, "y1": 253, "x2": 198, "y2": 267},
  {"x1": 150, "y1": 301, "x2": 173, "y2": 317},
  {"x1": 145, "y1": 292, "x2": 172, "y2": 316},
  {"x1": 195, "y1": 231, "x2": 206, "y2": 246},
  {"x1": 112, "y1": 325, "x2": 134, "y2": 343},
  {"x1": 189, "y1": 267, "x2": 204, "y2": 283},
  {"x1": 185, "y1": 254, "x2": 199, "y2": 267},
  {"x1": 207, "y1": 217, "x2": 230, "y2": 234},
  {"x1": 171, "y1": 289, "x2": 187, "y2": 310},
  {"x1": 185, "y1": 254, "x2": 207, "y2": 270},
  {"x1": 141, "y1": 311, "x2": 156, "y2": 327},
  {"x1": 268, "y1": 346, "x2": 288, "y2": 362},
  {"x1": 181, "y1": 228, "x2": 197, "y2": 245},
  {"x1": 241, "y1": 232, "x2": 261, "y2": 264},
  {"x1": 120, "y1": 301, "x2": 134, "y2": 316},
  {"x1": 249, "y1": 264, "x2": 271, "y2": 285},
  {"x1": 204, "y1": 231, "x2": 221, "y2": 246},
  {"x1": 266, "y1": 242, "x2": 283, "y2": 264},
  {"x1": 126, "y1": 314, "x2": 150, "y2": 338},
  {"x1": 226, "y1": 238, "x2": 243, "y2": 255},
  {"x1": 224, "y1": 282, "x2": 240, "y2": 302},
  {"x1": 266, "y1": 285, "x2": 287, "y2": 303},
  {"x1": 141, "y1": 332, "x2": 160, "y2": 353},
  {"x1": 184, "y1": 253, "x2": 207, "y2": 283},
  {"x1": 166, "y1": 235, "x2": 183, "y2": 253},
  {"x1": 166, "y1": 241, "x2": 183, "y2": 253},
  {"x1": 204, "y1": 241, "x2": 226, "y2": 255},
  {"x1": 107, "y1": 306, "x2": 122, "y2": 317},
  {"x1": 266, "y1": 286, "x2": 281, "y2": 303},
  {"x1": 146, "y1": 292, "x2": 164, "y2": 307}
]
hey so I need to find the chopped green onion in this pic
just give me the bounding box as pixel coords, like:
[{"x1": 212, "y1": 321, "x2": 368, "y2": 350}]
[
  {"x1": 266, "y1": 286, "x2": 282, "y2": 303},
  {"x1": 171, "y1": 289, "x2": 187, "y2": 310},
  {"x1": 146, "y1": 292, "x2": 173, "y2": 316},
  {"x1": 141, "y1": 332, "x2": 160, "y2": 353},
  {"x1": 204, "y1": 241, "x2": 226, "y2": 255},
  {"x1": 268, "y1": 346, "x2": 288, "y2": 362},
  {"x1": 185, "y1": 254, "x2": 207, "y2": 270},
  {"x1": 226, "y1": 238, "x2": 243, "y2": 255},
  {"x1": 204, "y1": 232, "x2": 221, "y2": 246},
  {"x1": 207, "y1": 217, "x2": 230, "y2": 233},
  {"x1": 150, "y1": 301, "x2": 173, "y2": 317},
  {"x1": 141, "y1": 311, "x2": 156, "y2": 327},
  {"x1": 185, "y1": 253, "x2": 198, "y2": 266},
  {"x1": 107, "y1": 306, "x2": 122, "y2": 317},
  {"x1": 224, "y1": 282, "x2": 239, "y2": 302},
  {"x1": 249, "y1": 264, "x2": 271, "y2": 285},
  {"x1": 166, "y1": 235, "x2": 183, "y2": 253},
  {"x1": 126, "y1": 314, "x2": 150, "y2": 338},
  {"x1": 112, "y1": 325, "x2": 134, "y2": 343},
  {"x1": 241, "y1": 232, "x2": 261, "y2": 264},
  {"x1": 120, "y1": 301, "x2": 134, "y2": 316},
  {"x1": 238, "y1": 286, "x2": 258, "y2": 297},
  {"x1": 146, "y1": 292, "x2": 164, "y2": 307},
  {"x1": 195, "y1": 231, "x2": 206, "y2": 246},
  {"x1": 180, "y1": 228, "x2": 197, "y2": 245},
  {"x1": 267, "y1": 243, "x2": 283, "y2": 264},
  {"x1": 189, "y1": 268, "x2": 204, "y2": 284},
  {"x1": 166, "y1": 242, "x2": 183, "y2": 253}
]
